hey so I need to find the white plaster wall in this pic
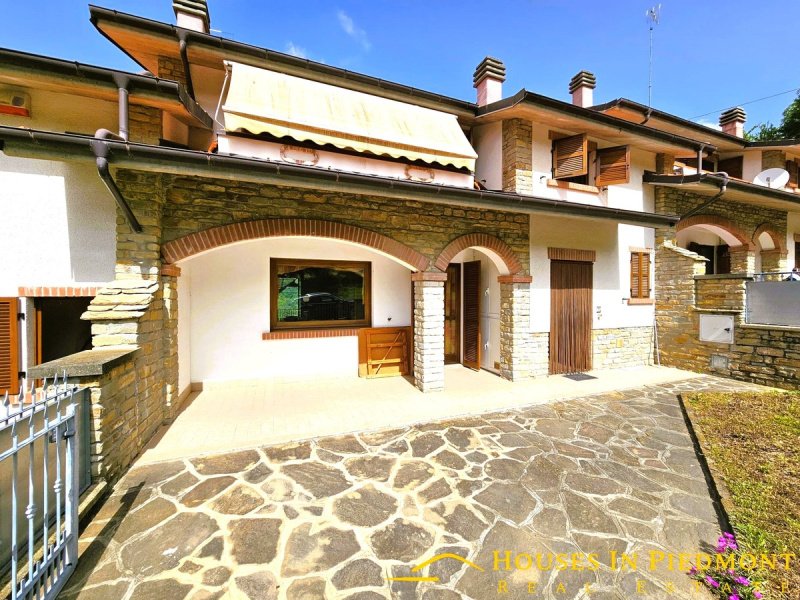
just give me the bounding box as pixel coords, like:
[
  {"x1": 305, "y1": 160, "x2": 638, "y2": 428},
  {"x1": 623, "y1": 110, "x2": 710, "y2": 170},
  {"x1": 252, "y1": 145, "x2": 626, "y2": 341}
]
[
  {"x1": 0, "y1": 156, "x2": 116, "y2": 295},
  {"x1": 177, "y1": 263, "x2": 192, "y2": 396},
  {"x1": 450, "y1": 248, "x2": 501, "y2": 372},
  {"x1": 742, "y1": 150, "x2": 763, "y2": 183},
  {"x1": 530, "y1": 215, "x2": 655, "y2": 332},
  {"x1": 472, "y1": 122, "x2": 502, "y2": 191},
  {"x1": 0, "y1": 88, "x2": 118, "y2": 135},
  {"x1": 181, "y1": 237, "x2": 412, "y2": 383},
  {"x1": 788, "y1": 212, "x2": 800, "y2": 268}
]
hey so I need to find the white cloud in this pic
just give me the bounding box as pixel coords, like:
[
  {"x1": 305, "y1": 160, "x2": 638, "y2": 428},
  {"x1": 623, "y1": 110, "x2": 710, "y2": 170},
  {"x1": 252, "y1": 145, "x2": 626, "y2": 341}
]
[
  {"x1": 337, "y1": 10, "x2": 371, "y2": 51},
  {"x1": 285, "y1": 42, "x2": 308, "y2": 59},
  {"x1": 695, "y1": 118, "x2": 722, "y2": 131}
]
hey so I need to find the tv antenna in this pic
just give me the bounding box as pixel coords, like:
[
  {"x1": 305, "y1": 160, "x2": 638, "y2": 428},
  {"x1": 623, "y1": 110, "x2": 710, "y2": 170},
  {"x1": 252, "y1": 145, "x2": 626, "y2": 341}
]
[{"x1": 646, "y1": 4, "x2": 661, "y2": 107}]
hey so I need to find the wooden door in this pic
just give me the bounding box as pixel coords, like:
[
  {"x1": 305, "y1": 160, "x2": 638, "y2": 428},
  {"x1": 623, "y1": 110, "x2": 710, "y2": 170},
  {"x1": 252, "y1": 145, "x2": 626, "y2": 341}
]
[
  {"x1": 444, "y1": 263, "x2": 461, "y2": 364},
  {"x1": 462, "y1": 261, "x2": 481, "y2": 371},
  {"x1": 550, "y1": 261, "x2": 592, "y2": 374}
]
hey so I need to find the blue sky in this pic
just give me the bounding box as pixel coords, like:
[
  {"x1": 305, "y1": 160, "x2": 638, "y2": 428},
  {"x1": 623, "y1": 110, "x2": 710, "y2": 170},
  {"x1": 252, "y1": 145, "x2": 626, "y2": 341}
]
[{"x1": 4, "y1": 1, "x2": 799, "y2": 131}]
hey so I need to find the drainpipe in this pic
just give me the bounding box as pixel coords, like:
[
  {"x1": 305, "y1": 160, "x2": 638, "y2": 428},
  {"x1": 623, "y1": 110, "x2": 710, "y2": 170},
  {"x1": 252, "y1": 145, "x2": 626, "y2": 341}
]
[
  {"x1": 681, "y1": 172, "x2": 729, "y2": 219},
  {"x1": 177, "y1": 30, "x2": 195, "y2": 100}
]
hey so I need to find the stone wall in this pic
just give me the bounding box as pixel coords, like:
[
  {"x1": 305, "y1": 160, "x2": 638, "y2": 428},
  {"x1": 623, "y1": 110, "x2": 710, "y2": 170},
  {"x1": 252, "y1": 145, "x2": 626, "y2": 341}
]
[
  {"x1": 157, "y1": 56, "x2": 187, "y2": 86},
  {"x1": 128, "y1": 105, "x2": 162, "y2": 146},
  {"x1": 501, "y1": 119, "x2": 533, "y2": 194},
  {"x1": 529, "y1": 333, "x2": 549, "y2": 376},
  {"x1": 592, "y1": 326, "x2": 654, "y2": 369}
]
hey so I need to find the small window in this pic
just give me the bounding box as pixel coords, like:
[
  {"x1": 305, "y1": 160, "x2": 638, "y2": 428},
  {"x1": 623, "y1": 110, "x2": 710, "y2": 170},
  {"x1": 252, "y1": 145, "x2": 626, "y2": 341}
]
[
  {"x1": 630, "y1": 251, "x2": 652, "y2": 299},
  {"x1": 270, "y1": 258, "x2": 371, "y2": 330},
  {"x1": 596, "y1": 145, "x2": 630, "y2": 186},
  {"x1": 552, "y1": 133, "x2": 588, "y2": 181},
  {"x1": 718, "y1": 156, "x2": 744, "y2": 180}
]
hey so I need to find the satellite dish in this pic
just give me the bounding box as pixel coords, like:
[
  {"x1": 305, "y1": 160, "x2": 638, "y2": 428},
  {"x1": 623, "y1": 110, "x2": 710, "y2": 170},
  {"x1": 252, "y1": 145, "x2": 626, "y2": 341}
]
[{"x1": 753, "y1": 168, "x2": 790, "y2": 189}]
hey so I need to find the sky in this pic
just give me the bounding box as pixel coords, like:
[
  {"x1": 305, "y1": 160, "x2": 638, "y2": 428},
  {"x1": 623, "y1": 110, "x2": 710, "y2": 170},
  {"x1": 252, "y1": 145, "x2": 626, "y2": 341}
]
[{"x1": 3, "y1": 1, "x2": 799, "y2": 131}]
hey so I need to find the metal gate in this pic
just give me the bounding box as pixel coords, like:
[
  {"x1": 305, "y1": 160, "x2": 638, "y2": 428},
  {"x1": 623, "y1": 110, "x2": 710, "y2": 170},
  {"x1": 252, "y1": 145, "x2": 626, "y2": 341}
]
[{"x1": 1, "y1": 377, "x2": 85, "y2": 600}]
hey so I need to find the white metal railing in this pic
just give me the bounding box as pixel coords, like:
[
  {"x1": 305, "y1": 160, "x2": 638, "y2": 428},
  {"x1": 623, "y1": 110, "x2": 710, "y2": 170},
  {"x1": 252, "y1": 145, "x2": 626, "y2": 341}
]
[{"x1": 1, "y1": 377, "x2": 83, "y2": 600}]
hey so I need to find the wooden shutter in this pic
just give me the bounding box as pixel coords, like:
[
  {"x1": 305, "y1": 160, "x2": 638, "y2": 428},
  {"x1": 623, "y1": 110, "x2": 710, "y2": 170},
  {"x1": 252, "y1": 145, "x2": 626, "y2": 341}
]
[
  {"x1": 630, "y1": 252, "x2": 651, "y2": 299},
  {"x1": 553, "y1": 134, "x2": 588, "y2": 179},
  {"x1": 0, "y1": 298, "x2": 20, "y2": 395},
  {"x1": 718, "y1": 156, "x2": 744, "y2": 180},
  {"x1": 786, "y1": 159, "x2": 799, "y2": 188},
  {"x1": 462, "y1": 261, "x2": 481, "y2": 371},
  {"x1": 595, "y1": 145, "x2": 630, "y2": 186}
]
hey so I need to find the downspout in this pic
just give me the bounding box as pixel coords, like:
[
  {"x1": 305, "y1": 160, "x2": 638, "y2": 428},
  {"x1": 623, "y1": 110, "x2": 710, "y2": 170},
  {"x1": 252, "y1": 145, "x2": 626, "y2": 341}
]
[
  {"x1": 91, "y1": 74, "x2": 143, "y2": 233},
  {"x1": 177, "y1": 30, "x2": 195, "y2": 100},
  {"x1": 681, "y1": 172, "x2": 729, "y2": 219}
]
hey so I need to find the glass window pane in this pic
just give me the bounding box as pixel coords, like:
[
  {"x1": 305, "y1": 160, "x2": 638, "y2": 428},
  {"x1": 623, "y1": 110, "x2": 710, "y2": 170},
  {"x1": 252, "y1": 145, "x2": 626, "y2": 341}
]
[{"x1": 275, "y1": 261, "x2": 367, "y2": 325}]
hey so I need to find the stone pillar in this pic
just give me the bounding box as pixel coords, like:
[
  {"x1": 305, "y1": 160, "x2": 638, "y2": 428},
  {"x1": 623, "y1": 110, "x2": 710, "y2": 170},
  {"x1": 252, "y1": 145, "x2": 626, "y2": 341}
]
[
  {"x1": 502, "y1": 118, "x2": 533, "y2": 194},
  {"x1": 759, "y1": 249, "x2": 786, "y2": 273},
  {"x1": 498, "y1": 275, "x2": 533, "y2": 381},
  {"x1": 161, "y1": 265, "x2": 181, "y2": 422},
  {"x1": 729, "y1": 247, "x2": 755, "y2": 274},
  {"x1": 762, "y1": 150, "x2": 787, "y2": 171},
  {"x1": 655, "y1": 153, "x2": 676, "y2": 175},
  {"x1": 412, "y1": 272, "x2": 446, "y2": 392}
]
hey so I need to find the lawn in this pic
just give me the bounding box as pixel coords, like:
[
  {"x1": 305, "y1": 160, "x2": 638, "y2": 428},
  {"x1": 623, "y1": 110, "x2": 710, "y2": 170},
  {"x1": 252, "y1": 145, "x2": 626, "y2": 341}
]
[{"x1": 684, "y1": 390, "x2": 800, "y2": 600}]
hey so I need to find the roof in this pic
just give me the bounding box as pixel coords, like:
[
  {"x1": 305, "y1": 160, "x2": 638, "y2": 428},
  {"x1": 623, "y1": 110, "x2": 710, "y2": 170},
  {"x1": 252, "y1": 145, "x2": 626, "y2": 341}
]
[
  {"x1": 88, "y1": 5, "x2": 476, "y2": 121},
  {"x1": 222, "y1": 62, "x2": 477, "y2": 171},
  {"x1": 0, "y1": 47, "x2": 212, "y2": 128},
  {"x1": 0, "y1": 125, "x2": 679, "y2": 229},
  {"x1": 476, "y1": 90, "x2": 713, "y2": 156}
]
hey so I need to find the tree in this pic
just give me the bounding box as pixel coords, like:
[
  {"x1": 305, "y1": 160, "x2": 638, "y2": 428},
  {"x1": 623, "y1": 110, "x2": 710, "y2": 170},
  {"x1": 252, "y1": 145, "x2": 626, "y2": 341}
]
[{"x1": 745, "y1": 92, "x2": 800, "y2": 141}]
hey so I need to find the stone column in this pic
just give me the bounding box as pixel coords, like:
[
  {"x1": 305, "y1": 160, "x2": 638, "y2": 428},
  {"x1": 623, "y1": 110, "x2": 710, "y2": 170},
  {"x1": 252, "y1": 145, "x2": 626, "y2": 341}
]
[
  {"x1": 161, "y1": 265, "x2": 181, "y2": 423},
  {"x1": 412, "y1": 272, "x2": 446, "y2": 392},
  {"x1": 729, "y1": 247, "x2": 755, "y2": 274},
  {"x1": 498, "y1": 275, "x2": 533, "y2": 381},
  {"x1": 502, "y1": 118, "x2": 533, "y2": 194},
  {"x1": 759, "y1": 249, "x2": 786, "y2": 273}
]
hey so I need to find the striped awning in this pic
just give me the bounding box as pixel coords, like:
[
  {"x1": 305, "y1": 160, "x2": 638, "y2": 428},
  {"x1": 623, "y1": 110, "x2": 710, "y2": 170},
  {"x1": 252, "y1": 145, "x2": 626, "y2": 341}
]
[{"x1": 221, "y1": 61, "x2": 477, "y2": 171}]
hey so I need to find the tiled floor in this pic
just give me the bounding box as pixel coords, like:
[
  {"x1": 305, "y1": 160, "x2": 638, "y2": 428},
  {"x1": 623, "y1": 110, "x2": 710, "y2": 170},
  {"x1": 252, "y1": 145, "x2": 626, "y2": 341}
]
[
  {"x1": 137, "y1": 365, "x2": 704, "y2": 463},
  {"x1": 61, "y1": 375, "x2": 763, "y2": 600}
]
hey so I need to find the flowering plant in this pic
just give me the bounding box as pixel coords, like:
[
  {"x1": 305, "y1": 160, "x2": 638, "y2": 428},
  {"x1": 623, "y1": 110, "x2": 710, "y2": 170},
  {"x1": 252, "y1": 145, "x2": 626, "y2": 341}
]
[{"x1": 689, "y1": 533, "x2": 766, "y2": 600}]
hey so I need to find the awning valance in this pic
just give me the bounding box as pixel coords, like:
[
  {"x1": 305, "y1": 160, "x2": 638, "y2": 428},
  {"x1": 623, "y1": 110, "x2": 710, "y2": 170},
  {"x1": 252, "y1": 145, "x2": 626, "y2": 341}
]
[{"x1": 221, "y1": 61, "x2": 477, "y2": 171}]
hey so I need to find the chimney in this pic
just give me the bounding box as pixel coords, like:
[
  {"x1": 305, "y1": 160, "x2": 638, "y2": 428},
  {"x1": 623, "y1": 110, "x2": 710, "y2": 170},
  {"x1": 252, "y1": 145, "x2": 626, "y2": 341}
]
[
  {"x1": 569, "y1": 71, "x2": 596, "y2": 108},
  {"x1": 173, "y1": 0, "x2": 211, "y2": 33},
  {"x1": 719, "y1": 107, "x2": 747, "y2": 138},
  {"x1": 473, "y1": 57, "x2": 506, "y2": 107}
]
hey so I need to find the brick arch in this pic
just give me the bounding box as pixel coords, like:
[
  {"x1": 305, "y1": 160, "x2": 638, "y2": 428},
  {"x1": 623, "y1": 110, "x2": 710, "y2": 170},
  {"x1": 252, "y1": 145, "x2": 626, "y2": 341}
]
[
  {"x1": 434, "y1": 233, "x2": 523, "y2": 275},
  {"x1": 676, "y1": 215, "x2": 753, "y2": 249},
  {"x1": 162, "y1": 219, "x2": 430, "y2": 271},
  {"x1": 752, "y1": 223, "x2": 786, "y2": 253}
]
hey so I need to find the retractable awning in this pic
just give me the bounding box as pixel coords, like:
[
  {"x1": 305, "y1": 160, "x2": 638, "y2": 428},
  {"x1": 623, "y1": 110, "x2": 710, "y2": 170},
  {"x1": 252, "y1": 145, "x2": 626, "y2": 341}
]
[{"x1": 222, "y1": 61, "x2": 477, "y2": 171}]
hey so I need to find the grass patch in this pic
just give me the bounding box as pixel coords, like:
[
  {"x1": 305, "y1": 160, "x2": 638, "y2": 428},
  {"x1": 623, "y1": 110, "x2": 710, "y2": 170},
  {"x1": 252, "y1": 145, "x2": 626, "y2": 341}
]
[{"x1": 685, "y1": 390, "x2": 800, "y2": 599}]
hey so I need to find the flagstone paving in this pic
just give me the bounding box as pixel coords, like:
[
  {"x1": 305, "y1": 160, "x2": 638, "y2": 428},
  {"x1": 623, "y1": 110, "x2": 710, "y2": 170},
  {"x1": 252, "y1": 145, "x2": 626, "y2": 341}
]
[{"x1": 60, "y1": 376, "x2": 761, "y2": 600}]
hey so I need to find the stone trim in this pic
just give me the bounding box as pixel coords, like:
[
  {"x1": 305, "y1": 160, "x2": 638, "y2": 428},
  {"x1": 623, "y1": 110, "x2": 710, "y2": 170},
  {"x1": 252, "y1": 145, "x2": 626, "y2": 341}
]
[
  {"x1": 546, "y1": 179, "x2": 599, "y2": 194},
  {"x1": 547, "y1": 247, "x2": 596, "y2": 262},
  {"x1": 162, "y1": 218, "x2": 431, "y2": 272},
  {"x1": 411, "y1": 272, "x2": 448, "y2": 282},
  {"x1": 676, "y1": 215, "x2": 753, "y2": 249},
  {"x1": 262, "y1": 328, "x2": 360, "y2": 340},
  {"x1": 497, "y1": 275, "x2": 532, "y2": 284},
  {"x1": 434, "y1": 233, "x2": 523, "y2": 274},
  {"x1": 752, "y1": 223, "x2": 787, "y2": 253},
  {"x1": 627, "y1": 298, "x2": 655, "y2": 305},
  {"x1": 628, "y1": 246, "x2": 654, "y2": 254},
  {"x1": 18, "y1": 286, "x2": 98, "y2": 297},
  {"x1": 160, "y1": 265, "x2": 182, "y2": 277}
]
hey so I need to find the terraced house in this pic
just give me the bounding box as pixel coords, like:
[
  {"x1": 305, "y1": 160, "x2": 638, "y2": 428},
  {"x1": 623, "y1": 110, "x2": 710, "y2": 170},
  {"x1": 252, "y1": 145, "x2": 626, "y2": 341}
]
[{"x1": 1, "y1": 0, "x2": 799, "y2": 486}]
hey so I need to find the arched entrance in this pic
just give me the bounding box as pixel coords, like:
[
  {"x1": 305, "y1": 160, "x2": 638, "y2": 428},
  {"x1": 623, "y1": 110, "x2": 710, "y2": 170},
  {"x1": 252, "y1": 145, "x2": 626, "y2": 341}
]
[
  {"x1": 752, "y1": 224, "x2": 786, "y2": 273},
  {"x1": 675, "y1": 215, "x2": 752, "y2": 274}
]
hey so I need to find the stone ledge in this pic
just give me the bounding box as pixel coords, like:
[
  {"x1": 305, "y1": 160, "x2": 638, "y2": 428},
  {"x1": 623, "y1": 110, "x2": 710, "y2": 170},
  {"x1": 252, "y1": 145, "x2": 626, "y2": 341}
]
[
  {"x1": 691, "y1": 308, "x2": 742, "y2": 314},
  {"x1": 740, "y1": 323, "x2": 800, "y2": 333},
  {"x1": 28, "y1": 348, "x2": 137, "y2": 379}
]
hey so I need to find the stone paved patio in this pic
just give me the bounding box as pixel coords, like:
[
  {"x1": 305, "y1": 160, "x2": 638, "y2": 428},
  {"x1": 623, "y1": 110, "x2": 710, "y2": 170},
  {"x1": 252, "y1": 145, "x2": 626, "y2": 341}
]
[{"x1": 61, "y1": 376, "x2": 761, "y2": 600}]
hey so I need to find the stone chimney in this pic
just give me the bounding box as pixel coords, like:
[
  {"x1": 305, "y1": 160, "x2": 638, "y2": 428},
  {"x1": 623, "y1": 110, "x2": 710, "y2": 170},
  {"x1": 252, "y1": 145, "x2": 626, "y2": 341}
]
[
  {"x1": 473, "y1": 57, "x2": 506, "y2": 107},
  {"x1": 569, "y1": 71, "x2": 596, "y2": 108},
  {"x1": 719, "y1": 107, "x2": 747, "y2": 138},
  {"x1": 173, "y1": 0, "x2": 211, "y2": 33}
]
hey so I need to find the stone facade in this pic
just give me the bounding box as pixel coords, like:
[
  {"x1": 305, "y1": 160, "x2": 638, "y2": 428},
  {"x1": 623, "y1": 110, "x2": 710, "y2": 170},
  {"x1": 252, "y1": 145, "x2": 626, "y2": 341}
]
[
  {"x1": 501, "y1": 118, "x2": 532, "y2": 194},
  {"x1": 529, "y1": 332, "x2": 549, "y2": 376},
  {"x1": 128, "y1": 105, "x2": 162, "y2": 146},
  {"x1": 157, "y1": 55, "x2": 187, "y2": 86},
  {"x1": 412, "y1": 276, "x2": 445, "y2": 392},
  {"x1": 498, "y1": 278, "x2": 532, "y2": 381},
  {"x1": 761, "y1": 149, "x2": 787, "y2": 171},
  {"x1": 592, "y1": 326, "x2": 655, "y2": 369}
]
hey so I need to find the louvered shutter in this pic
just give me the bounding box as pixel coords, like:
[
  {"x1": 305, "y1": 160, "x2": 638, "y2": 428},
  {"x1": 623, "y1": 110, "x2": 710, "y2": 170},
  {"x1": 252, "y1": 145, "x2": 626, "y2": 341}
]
[
  {"x1": 595, "y1": 145, "x2": 630, "y2": 186},
  {"x1": 0, "y1": 298, "x2": 20, "y2": 395},
  {"x1": 553, "y1": 134, "x2": 588, "y2": 179},
  {"x1": 786, "y1": 159, "x2": 799, "y2": 188},
  {"x1": 630, "y1": 252, "x2": 651, "y2": 299},
  {"x1": 462, "y1": 261, "x2": 481, "y2": 371}
]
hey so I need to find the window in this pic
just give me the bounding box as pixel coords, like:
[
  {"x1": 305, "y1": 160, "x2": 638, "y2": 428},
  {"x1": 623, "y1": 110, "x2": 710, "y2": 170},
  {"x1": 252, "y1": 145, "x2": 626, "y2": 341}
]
[
  {"x1": 553, "y1": 133, "x2": 588, "y2": 182},
  {"x1": 595, "y1": 146, "x2": 630, "y2": 186},
  {"x1": 270, "y1": 258, "x2": 371, "y2": 330},
  {"x1": 718, "y1": 156, "x2": 744, "y2": 180},
  {"x1": 630, "y1": 250, "x2": 652, "y2": 301},
  {"x1": 552, "y1": 133, "x2": 630, "y2": 187}
]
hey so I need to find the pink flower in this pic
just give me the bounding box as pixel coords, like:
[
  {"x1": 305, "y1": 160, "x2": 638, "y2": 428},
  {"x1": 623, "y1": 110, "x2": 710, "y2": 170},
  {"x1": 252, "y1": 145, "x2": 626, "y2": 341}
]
[
  {"x1": 734, "y1": 576, "x2": 750, "y2": 586},
  {"x1": 729, "y1": 595, "x2": 740, "y2": 600},
  {"x1": 688, "y1": 566, "x2": 698, "y2": 575},
  {"x1": 754, "y1": 592, "x2": 763, "y2": 599},
  {"x1": 706, "y1": 576, "x2": 720, "y2": 588}
]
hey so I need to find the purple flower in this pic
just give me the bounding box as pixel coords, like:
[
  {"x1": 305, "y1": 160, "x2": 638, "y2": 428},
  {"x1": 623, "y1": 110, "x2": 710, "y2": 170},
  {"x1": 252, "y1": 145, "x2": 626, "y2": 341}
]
[
  {"x1": 688, "y1": 566, "x2": 698, "y2": 575},
  {"x1": 729, "y1": 595, "x2": 740, "y2": 600},
  {"x1": 706, "y1": 576, "x2": 720, "y2": 588},
  {"x1": 754, "y1": 592, "x2": 763, "y2": 599},
  {"x1": 734, "y1": 576, "x2": 750, "y2": 586}
]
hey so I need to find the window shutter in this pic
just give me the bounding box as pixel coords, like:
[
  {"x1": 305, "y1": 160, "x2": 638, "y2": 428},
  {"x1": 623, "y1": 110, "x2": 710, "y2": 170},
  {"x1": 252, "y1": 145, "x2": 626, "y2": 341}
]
[
  {"x1": 718, "y1": 156, "x2": 744, "y2": 180},
  {"x1": 630, "y1": 253, "x2": 640, "y2": 297},
  {"x1": 596, "y1": 145, "x2": 630, "y2": 186},
  {"x1": 0, "y1": 298, "x2": 20, "y2": 396},
  {"x1": 553, "y1": 134, "x2": 588, "y2": 179},
  {"x1": 630, "y1": 252, "x2": 651, "y2": 299},
  {"x1": 786, "y1": 159, "x2": 799, "y2": 188}
]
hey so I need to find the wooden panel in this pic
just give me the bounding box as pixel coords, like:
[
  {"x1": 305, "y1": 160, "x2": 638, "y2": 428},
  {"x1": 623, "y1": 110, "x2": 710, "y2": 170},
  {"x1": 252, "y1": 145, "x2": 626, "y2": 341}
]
[
  {"x1": 549, "y1": 261, "x2": 592, "y2": 374},
  {"x1": 553, "y1": 134, "x2": 588, "y2": 179},
  {"x1": 358, "y1": 327, "x2": 411, "y2": 378},
  {"x1": 462, "y1": 261, "x2": 481, "y2": 371},
  {"x1": 547, "y1": 247, "x2": 596, "y2": 262},
  {"x1": 444, "y1": 263, "x2": 461, "y2": 364},
  {"x1": 0, "y1": 297, "x2": 20, "y2": 395},
  {"x1": 718, "y1": 156, "x2": 744, "y2": 180},
  {"x1": 595, "y1": 145, "x2": 630, "y2": 186}
]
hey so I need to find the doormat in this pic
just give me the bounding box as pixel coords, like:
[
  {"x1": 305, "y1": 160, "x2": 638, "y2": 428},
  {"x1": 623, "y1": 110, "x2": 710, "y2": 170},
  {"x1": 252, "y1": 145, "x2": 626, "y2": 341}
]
[{"x1": 563, "y1": 373, "x2": 597, "y2": 381}]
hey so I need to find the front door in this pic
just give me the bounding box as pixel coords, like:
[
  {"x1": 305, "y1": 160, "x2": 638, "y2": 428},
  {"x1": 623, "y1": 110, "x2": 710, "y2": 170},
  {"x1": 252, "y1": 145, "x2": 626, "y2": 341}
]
[
  {"x1": 462, "y1": 260, "x2": 481, "y2": 371},
  {"x1": 550, "y1": 260, "x2": 592, "y2": 374},
  {"x1": 444, "y1": 263, "x2": 460, "y2": 364}
]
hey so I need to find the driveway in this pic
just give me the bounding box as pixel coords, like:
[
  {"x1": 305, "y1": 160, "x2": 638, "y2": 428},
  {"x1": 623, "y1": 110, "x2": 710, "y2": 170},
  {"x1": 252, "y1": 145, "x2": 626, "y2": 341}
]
[{"x1": 61, "y1": 376, "x2": 757, "y2": 600}]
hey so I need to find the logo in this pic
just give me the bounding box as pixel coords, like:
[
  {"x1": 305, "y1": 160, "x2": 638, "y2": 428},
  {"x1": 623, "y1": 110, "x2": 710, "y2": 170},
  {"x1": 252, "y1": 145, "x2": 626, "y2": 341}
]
[{"x1": 386, "y1": 553, "x2": 484, "y2": 583}]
